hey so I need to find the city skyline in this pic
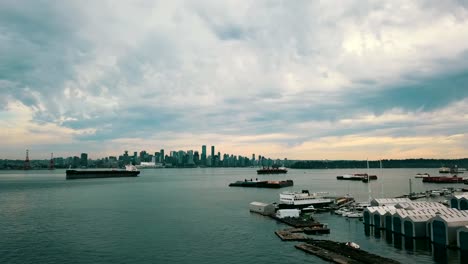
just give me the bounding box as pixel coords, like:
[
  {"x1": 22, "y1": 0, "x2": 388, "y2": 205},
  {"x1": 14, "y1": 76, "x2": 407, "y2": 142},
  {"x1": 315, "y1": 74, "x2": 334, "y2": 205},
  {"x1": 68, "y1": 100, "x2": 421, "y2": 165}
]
[{"x1": 2, "y1": 1, "x2": 468, "y2": 160}]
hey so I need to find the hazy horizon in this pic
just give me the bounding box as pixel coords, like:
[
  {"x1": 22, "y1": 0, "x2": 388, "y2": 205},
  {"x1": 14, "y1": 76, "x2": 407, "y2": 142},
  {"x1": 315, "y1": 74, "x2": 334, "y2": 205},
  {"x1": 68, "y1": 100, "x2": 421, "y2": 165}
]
[{"x1": 2, "y1": 1, "x2": 468, "y2": 160}]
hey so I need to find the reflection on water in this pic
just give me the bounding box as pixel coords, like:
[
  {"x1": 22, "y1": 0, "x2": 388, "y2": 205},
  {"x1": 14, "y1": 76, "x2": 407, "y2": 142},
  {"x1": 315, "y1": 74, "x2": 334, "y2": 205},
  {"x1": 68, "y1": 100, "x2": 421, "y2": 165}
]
[
  {"x1": 368, "y1": 226, "x2": 463, "y2": 263},
  {"x1": 432, "y1": 244, "x2": 448, "y2": 264},
  {"x1": 394, "y1": 234, "x2": 403, "y2": 249}
]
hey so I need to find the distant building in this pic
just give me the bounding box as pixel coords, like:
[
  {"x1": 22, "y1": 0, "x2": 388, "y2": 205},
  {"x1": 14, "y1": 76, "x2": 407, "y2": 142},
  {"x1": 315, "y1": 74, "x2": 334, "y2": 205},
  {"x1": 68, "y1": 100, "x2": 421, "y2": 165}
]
[
  {"x1": 80, "y1": 153, "x2": 88, "y2": 167},
  {"x1": 201, "y1": 145, "x2": 207, "y2": 166},
  {"x1": 211, "y1": 146, "x2": 215, "y2": 166},
  {"x1": 160, "y1": 149, "x2": 165, "y2": 163},
  {"x1": 194, "y1": 151, "x2": 199, "y2": 165}
]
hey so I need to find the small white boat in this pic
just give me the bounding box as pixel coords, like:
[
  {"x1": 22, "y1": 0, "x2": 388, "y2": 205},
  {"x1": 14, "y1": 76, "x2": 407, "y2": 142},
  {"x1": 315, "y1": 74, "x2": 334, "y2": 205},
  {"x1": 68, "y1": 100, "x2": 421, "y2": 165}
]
[
  {"x1": 346, "y1": 242, "x2": 360, "y2": 249},
  {"x1": 334, "y1": 208, "x2": 350, "y2": 215},
  {"x1": 302, "y1": 205, "x2": 316, "y2": 212},
  {"x1": 346, "y1": 212, "x2": 363, "y2": 218},
  {"x1": 415, "y1": 173, "x2": 430, "y2": 178}
]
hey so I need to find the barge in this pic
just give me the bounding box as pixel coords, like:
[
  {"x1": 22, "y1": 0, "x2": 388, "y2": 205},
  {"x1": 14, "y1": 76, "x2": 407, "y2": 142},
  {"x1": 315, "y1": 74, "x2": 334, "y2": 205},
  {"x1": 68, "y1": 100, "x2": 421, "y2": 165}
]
[
  {"x1": 337, "y1": 173, "x2": 377, "y2": 181},
  {"x1": 229, "y1": 179, "x2": 293, "y2": 188},
  {"x1": 66, "y1": 165, "x2": 140, "y2": 180},
  {"x1": 257, "y1": 167, "x2": 288, "y2": 174},
  {"x1": 422, "y1": 175, "x2": 464, "y2": 183}
]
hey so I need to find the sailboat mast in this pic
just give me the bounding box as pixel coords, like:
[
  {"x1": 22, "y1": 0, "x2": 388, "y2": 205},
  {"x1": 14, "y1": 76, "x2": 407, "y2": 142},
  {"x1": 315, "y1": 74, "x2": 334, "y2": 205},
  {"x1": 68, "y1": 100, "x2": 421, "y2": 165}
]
[
  {"x1": 380, "y1": 160, "x2": 384, "y2": 198},
  {"x1": 367, "y1": 159, "x2": 371, "y2": 202}
]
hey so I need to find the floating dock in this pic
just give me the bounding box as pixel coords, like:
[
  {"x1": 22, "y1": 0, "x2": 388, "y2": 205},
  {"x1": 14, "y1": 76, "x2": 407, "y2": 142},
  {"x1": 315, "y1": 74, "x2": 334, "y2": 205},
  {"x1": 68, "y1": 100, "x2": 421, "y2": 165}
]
[
  {"x1": 296, "y1": 240, "x2": 400, "y2": 264},
  {"x1": 270, "y1": 215, "x2": 328, "y2": 229},
  {"x1": 275, "y1": 229, "x2": 308, "y2": 241}
]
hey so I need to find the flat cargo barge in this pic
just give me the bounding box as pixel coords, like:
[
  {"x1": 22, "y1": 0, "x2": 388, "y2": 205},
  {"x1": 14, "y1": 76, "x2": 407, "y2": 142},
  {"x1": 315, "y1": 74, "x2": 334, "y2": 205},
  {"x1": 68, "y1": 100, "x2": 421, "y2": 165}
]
[
  {"x1": 257, "y1": 167, "x2": 288, "y2": 174},
  {"x1": 66, "y1": 166, "x2": 140, "y2": 180},
  {"x1": 296, "y1": 240, "x2": 400, "y2": 264},
  {"x1": 422, "y1": 176, "x2": 464, "y2": 183},
  {"x1": 229, "y1": 179, "x2": 293, "y2": 188}
]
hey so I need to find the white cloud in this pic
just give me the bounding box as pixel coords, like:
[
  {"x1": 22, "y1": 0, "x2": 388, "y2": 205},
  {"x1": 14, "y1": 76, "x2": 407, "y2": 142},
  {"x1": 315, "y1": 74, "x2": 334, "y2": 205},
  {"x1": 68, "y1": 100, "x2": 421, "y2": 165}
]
[{"x1": 1, "y1": 1, "x2": 468, "y2": 158}]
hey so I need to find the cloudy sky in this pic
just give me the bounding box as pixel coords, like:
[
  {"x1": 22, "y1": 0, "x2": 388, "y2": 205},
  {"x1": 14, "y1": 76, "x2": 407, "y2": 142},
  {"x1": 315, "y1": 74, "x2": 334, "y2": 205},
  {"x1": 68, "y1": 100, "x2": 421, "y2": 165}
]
[{"x1": 1, "y1": 0, "x2": 468, "y2": 160}]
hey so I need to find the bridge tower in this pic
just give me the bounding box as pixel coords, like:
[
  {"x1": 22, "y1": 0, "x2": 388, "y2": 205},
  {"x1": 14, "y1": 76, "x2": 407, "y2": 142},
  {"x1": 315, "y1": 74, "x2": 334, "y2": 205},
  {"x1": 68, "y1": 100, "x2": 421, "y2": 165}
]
[{"x1": 24, "y1": 149, "x2": 31, "y2": 170}]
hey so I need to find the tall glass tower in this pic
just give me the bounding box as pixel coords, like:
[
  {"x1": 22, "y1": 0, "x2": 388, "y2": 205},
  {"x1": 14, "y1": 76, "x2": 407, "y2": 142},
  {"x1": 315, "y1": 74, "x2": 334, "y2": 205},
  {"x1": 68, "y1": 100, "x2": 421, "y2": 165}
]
[
  {"x1": 201, "y1": 145, "x2": 207, "y2": 166},
  {"x1": 211, "y1": 146, "x2": 215, "y2": 167}
]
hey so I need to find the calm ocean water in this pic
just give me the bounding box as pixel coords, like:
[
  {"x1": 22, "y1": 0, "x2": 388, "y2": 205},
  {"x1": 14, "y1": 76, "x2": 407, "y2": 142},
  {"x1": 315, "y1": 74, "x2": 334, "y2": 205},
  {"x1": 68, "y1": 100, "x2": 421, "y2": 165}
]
[{"x1": 0, "y1": 168, "x2": 465, "y2": 264}]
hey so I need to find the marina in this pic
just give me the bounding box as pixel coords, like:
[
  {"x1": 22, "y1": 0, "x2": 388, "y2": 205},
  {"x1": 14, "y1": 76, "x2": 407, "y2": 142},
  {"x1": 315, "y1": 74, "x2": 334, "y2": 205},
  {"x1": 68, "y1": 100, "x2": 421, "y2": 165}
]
[{"x1": 3, "y1": 167, "x2": 468, "y2": 264}]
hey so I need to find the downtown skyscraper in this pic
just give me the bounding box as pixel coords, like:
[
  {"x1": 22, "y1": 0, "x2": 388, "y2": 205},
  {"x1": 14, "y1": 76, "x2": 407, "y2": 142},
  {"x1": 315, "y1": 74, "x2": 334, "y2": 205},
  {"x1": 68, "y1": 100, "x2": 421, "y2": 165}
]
[{"x1": 201, "y1": 145, "x2": 206, "y2": 166}]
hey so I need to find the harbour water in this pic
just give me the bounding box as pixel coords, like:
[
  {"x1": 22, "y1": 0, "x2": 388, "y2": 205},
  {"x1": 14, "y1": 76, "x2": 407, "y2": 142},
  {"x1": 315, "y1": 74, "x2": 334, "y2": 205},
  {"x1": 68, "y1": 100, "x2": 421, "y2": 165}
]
[{"x1": 0, "y1": 168, "x2": 465, "y2": 263}]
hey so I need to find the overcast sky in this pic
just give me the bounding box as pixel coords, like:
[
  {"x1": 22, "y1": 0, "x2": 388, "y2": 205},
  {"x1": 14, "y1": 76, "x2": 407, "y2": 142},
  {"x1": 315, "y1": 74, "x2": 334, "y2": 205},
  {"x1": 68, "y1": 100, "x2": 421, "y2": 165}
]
[{"x1": 1, "y1": 0, "x2": 468, "y2": 160}]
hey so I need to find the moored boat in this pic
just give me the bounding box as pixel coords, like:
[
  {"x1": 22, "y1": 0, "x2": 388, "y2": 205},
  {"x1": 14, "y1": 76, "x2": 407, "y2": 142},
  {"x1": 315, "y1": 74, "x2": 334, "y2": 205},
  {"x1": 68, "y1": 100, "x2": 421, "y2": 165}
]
[
  {"x1": 229, "y1": 179, "x2": 293, "y2": 188},
  {"x1": 415, "y1": 173, "x2": 430, "y2": 178},
  {"x1": 422, "y1": 175, "x2": 464, "y2": 183},
  {"x1": 66, "y1": 165, "x2": 140, "y2": 180},
  {"x1": 337, "y1": 173, "x2": 377, "y2": 181},
  {"x1": 257, "y1": 167, "x2": 288, "y2": 174},
  {"x1": 279, "y1": 190, "x2": 334, "y2": 209}
]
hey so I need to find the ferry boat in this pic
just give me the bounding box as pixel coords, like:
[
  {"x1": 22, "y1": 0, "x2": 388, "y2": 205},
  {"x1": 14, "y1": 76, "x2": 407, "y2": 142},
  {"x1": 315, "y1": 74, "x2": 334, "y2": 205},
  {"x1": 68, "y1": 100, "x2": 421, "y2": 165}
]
[
  {"x1": 279, "y1": 190, "x2": 334, "y2": 209},
  {"x1": 66, "y1": 165, "x2": 140, "y2": 180},
  {"x1": 257, "y1": 167, "x2": 288, "y2": 174}
]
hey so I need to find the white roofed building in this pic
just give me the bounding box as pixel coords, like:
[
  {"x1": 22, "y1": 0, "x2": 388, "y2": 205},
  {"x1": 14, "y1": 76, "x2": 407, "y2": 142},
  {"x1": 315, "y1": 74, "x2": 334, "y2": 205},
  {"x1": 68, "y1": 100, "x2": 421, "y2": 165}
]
[
  {"x1": 457, "y1": 226, "x2": 468, "y2": 250},
  {"x1": 429, "y1": 211, "x2": 468, "y2": 247},
  {"x1": 403, "y1": 215, "x2": 434, "y2": 238},
  {"x1": 370, "y1": 198, "x2": 411, "y2": 207},
  {"x1": 448, "y1": 194, "x2": 468, "y2": 210}
]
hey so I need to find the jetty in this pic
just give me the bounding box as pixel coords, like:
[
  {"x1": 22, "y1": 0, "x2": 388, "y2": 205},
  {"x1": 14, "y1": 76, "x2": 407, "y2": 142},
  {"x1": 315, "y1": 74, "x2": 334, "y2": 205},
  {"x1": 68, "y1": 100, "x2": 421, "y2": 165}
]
[{"x1": 296, "y1": 240, "x2": 400, "y2": 264}]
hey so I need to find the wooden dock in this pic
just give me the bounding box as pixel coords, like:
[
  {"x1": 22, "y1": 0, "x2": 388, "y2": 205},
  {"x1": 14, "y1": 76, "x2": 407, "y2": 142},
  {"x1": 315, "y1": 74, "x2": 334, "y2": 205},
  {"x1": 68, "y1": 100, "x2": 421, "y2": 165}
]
[
  {"x1": 275, "y1": 230, "x2": 308, "y2": 241},
  {"x1": 295, "y1": 243, "x2": 355, "y2": 264},
  {"x1": 296, "y1": 240, "x2": 400, "y2": 264}
]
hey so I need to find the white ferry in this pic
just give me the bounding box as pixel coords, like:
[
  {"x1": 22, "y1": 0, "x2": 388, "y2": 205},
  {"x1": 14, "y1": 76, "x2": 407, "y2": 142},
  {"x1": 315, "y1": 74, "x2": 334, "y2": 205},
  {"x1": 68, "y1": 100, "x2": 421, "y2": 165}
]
[{"x1": 279, "y1": 190, "x2": 334, "y2": 209}]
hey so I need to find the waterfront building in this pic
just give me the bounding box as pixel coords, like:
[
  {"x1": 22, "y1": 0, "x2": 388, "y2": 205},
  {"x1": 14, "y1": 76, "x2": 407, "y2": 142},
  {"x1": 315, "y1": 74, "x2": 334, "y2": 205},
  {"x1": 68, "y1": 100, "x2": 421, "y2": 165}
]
[
  {"x1": 403, "y1": 214, "x2": 434, "y2": 238},
  {"x1": 249, "y1": 202, "x2": 275, "y2": 216},
  {"x1": 393, "y1": 208, "x2": 455, "y2": 235},
  {"x1": 429, "y1": 211, "x2": 468, "y2": 247},
  {"x1": 370, "y1": 198, "x2": 412, "y2": 207},
  {"x1": 394, "y1": 201, "x2": 447, "y2": 210},
  {"x1": 449, "y1": 194, "x2": 468, "y2": 210},
  {"x1": 457, "y1": 226, "x2": 468, "y2": 250},
  {"x1": 364, "y1": 206, "x2": 396, "y2": 228}
]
